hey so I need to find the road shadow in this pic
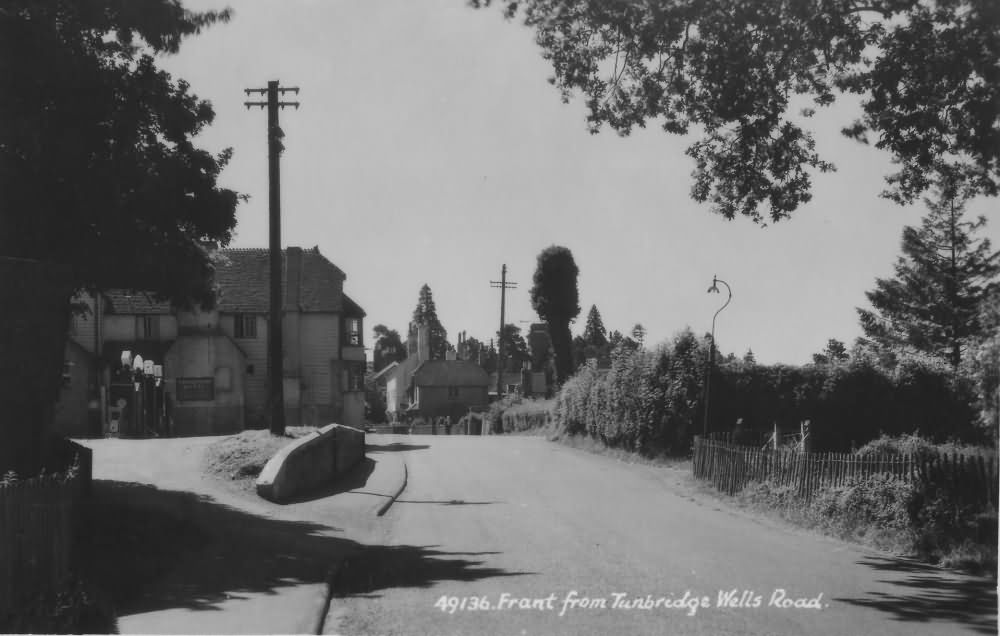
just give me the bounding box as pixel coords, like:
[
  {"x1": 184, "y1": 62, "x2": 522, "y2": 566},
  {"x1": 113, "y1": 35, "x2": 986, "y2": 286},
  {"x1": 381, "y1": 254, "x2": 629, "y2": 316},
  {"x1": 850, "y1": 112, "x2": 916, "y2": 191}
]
[
  {"x1": 834, "y1": 555, "x2": 997, "y2": 635},
  {"x1": 281, "y1": 457, "x2": 377, "y2": 504},
  {"x1": 366, "y1": 443, "x2": 431, "y2": 453},
  {"x1": 79, "y1": 479, "x2": 531, "y2": 619},
  {"x1": 331, "y1": 546, "x2": 530, "y2": 600}
]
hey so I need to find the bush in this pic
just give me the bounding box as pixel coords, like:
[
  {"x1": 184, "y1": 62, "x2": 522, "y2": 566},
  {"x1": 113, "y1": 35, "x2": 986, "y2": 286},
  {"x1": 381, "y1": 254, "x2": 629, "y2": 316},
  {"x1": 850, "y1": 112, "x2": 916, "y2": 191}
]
[
  {"x1": 500, "y1": 398, "x2": 555, "y2": 433},
  {"x1": 484, "y1": 395, "x2": 521, "y2": 434},
  {"x1": 552, "y1": 330, "x2": 711, "y2": 455},
  {"x1": 549, "y1": 327, "x2": 986, "y2": 456},
  {"x1": 856, "y1": 433, "x2": 996, "y2": 460},
  {"x1": 737, "y1": 474, "x2": 996, "y2": 573}
]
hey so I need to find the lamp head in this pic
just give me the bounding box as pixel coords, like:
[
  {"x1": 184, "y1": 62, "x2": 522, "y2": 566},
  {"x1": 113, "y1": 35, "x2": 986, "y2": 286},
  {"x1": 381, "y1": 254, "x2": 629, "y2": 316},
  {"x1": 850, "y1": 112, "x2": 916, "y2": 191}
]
[
  {"x1": 707, "y1": 276, "x2": 720, "y2": 294},
  {"x1": 121, "y1": 350, "x2": 132, "y2": 369}
]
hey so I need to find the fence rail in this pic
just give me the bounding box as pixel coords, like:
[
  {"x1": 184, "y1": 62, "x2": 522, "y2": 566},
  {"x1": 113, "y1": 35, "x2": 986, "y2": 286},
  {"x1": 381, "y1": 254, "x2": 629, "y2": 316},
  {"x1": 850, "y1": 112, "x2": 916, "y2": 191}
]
[{"x1": 692, "y1": 436, "x2": 999, "y2": 507}]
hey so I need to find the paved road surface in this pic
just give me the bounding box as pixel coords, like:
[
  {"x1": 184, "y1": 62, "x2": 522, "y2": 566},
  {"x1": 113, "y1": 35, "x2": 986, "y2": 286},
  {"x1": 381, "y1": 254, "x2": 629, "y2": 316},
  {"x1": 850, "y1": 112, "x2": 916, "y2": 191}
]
[
  {"x1": 80, "y1": 436, "x2": 405, "y2": 635},
  {"x1": 327, "y1": 435, "x2": 996, "y2": 636}
]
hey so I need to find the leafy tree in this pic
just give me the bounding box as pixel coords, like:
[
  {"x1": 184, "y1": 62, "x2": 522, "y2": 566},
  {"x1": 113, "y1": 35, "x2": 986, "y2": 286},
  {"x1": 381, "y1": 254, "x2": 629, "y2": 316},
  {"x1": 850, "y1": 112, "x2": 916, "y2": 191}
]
[
  {"x1": 812, "y1": 338, "x2": 849, "y2": 365},
  {"x1": 530, "y1": 245, "x2": 581, "y2": 384},
  {"x1": 743, "y1": 348, "x2": 757, "y2": 365},
  {"x1": 963, "y1": 290, "x2": 1000, "y2": 435},
  {"x1": 582, "y1": 304, "x2": 609, "y2": 348},
  {"x1": 411, "y1": 284, "x2": 450, "y2": 360},
  {"x1": 572, "y1": 334, "x2": 589, "y2": 369},
  {"x1": 858, "y1": 187, "x2": 1000, "y2": 368},
  {"x1": 631, "y1": 323, "x2": 647, "y2": 348},
  {"x1": 497, "y1": 324, "x2": 530, "y2": 372},
  {"x1": 1, "y1": 0, "x2": 240, "y2": 303},
  {"x1": 473, "y1": 0, "x2": 1000, "y2": 223},
  {"x1": 0, "y1": 0, "x2": 239, "y2": 474},
  {"x1": 610, "y1": 329, "x2": 640, "y2": 355},
  {"x1": 372, "y1": 324, "x2": 405, "y2": 372}
]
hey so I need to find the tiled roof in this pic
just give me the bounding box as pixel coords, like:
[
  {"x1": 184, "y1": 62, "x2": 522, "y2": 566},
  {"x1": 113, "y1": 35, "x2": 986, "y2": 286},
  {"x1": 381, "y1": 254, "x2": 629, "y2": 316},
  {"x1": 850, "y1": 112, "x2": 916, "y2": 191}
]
[
  {"x1": 104, "y1": 290, "x2": 172, "y2": 315},
  {"x1": 413, "y1": 360, "x2": 490, "y2": 387},
  {"x1": 214, "y1": 246, "x2": 346, "y2": 313},
  {"x1": 342, "y1": 293, "x2": 366, "y2": 318}
]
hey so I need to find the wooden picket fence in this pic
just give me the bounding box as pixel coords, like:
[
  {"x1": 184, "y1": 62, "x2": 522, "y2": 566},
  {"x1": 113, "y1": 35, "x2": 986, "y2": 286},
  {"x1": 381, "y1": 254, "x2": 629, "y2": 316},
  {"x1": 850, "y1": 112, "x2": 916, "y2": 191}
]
[
  {"x1": 0, "y1": 447, "x2": 91, "y2": 623},
  {"x1": 692, "y1": 436, "x2": 999, "y2": 507}
]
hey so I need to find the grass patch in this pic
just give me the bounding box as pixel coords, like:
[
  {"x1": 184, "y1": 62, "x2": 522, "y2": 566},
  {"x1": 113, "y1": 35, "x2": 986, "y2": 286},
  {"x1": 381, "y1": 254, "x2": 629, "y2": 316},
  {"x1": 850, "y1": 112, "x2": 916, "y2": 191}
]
[
  {"x1": 202, "y1": 427, "x2": 313, "y2": 493},
  {"x1": 545, "y1": 428, "x2": 997, "y2": 577},
  {"x1": 731, "y1": 477, "x2": 998, "y2": 578},
  {"x1": 546, "y1": 429, "x2": 691, "y2": 470}
]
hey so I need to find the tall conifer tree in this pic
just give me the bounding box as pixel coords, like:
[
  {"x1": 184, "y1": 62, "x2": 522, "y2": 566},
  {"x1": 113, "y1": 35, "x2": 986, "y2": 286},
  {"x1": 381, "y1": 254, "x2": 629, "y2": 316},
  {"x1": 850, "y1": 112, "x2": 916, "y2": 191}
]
[
  {"x1": 411, "y1": 284, "x2": 450, "y2": 360},
  {"x1": 858, "y1": 188, "x2": 1000, "y2": 368}
]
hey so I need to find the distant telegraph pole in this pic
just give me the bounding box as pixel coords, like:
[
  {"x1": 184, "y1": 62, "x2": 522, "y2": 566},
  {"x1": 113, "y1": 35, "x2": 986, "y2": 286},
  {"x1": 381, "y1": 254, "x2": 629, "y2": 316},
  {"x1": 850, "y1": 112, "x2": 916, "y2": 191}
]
[
  {"x1": 244, "y1": 81, "x2": 300, "y2": 436},
  {"x1": 490, "y1": 264, "x2": 517, "y2": 403}
]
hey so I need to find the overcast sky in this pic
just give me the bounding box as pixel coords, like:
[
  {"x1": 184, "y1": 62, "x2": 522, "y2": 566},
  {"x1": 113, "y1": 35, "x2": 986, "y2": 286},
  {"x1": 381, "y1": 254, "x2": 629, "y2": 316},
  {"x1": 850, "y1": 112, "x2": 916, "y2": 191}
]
[{"x1": 158, "y1": 0, "x2": 998, "y2": 365}]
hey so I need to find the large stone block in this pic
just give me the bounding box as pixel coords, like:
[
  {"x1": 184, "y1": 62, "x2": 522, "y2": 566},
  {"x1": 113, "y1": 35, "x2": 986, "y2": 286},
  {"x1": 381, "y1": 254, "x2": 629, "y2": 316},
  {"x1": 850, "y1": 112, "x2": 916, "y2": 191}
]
[{"x1": 255, "y1": 423, "x2": 365, "y2": 503}]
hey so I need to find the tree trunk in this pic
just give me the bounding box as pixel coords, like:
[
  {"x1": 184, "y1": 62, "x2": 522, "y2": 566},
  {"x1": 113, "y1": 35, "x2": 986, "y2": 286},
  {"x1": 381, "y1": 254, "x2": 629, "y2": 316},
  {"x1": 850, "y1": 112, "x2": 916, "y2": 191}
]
[
  {"x1": 0, "y1": 257, "x2": 73, "y2": 477},
  {"x1": 549, "y1": 321, "x2": 575, "y2": 385}
]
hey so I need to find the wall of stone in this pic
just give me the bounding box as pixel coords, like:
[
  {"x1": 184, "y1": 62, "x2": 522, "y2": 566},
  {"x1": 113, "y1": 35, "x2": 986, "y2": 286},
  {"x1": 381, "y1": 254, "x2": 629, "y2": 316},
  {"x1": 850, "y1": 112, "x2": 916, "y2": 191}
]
[{"x1": 255, "y1": 423, "x2": 365, "y2": 503}]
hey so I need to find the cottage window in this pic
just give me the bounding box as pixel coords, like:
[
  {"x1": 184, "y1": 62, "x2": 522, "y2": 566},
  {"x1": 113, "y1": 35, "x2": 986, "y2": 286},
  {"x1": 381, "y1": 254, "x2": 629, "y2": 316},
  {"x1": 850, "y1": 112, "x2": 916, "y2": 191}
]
[
  {"x1": 347, "y1": 318, "x2": 362, "y2": 346},
  {"x1": 234, "y1": 314, "x2": 257, "y2": 339},
  {"x1": 346, "y1": 361, "x2": 364, "y2": 392},
  {"x1": 139, "y1": 315, "x2": 158, "y2": 339}
]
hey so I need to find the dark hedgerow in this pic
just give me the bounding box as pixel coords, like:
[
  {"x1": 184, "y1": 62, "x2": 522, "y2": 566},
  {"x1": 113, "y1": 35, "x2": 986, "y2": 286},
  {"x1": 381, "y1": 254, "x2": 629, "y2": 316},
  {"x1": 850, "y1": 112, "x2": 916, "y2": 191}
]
[{"x1": 545, "y1": 328, "x2": 988, "y2": 456}]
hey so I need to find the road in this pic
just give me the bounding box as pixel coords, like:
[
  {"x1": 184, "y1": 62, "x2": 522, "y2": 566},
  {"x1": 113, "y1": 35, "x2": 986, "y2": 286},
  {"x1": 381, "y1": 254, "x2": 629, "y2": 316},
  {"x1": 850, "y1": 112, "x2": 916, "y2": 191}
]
[{"x1": 326, "y1": 435, "x2": 996, "y2": 636}]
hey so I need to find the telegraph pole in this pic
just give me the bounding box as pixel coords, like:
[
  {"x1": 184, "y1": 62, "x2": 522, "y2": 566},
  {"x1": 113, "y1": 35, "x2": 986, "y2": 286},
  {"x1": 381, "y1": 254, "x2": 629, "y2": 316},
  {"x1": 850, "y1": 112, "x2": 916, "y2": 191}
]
[
  {"x1": 245, "y1": 81, "x2": 300, "y2": 435},
  {"x1": 490, "y1": 264, "x2": 517, "y2": 405}
]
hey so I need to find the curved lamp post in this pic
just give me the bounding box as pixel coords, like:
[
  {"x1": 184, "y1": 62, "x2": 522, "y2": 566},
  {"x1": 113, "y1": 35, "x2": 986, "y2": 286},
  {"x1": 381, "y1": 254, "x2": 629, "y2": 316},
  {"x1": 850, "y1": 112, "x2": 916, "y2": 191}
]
[{"x1": 703, "y1": 275, "x2": 732, "y2": 437}]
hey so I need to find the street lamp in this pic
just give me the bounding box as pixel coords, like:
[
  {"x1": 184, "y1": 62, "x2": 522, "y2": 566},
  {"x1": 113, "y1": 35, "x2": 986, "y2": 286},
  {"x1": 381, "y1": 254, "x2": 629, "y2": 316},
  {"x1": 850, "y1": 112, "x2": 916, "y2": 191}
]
[{"x1": 703, "y1": 275, "x2": 732, "y2": 437}]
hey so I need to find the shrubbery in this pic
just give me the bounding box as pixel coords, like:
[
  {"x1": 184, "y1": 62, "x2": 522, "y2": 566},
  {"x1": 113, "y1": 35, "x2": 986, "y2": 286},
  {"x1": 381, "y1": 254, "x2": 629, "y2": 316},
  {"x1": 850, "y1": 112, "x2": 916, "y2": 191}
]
[
  {"x1": 499, "y1": 398, "x2": 555, "y2": 433},
  {"x1": 738, "y1": 467, "x2": 997, "y2": 573},
  {"x1": 546, "y1": 328, "x2": 987, "y2": 454}
]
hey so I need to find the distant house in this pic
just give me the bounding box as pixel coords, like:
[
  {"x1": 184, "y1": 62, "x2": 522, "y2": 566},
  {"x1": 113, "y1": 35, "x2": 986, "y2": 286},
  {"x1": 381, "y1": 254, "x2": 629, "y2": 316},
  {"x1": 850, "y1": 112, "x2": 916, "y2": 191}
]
[
  {"x1": 385, "y1": 323, "x2": 489, "y2": 422},
  {"x1": 53, "y1": 246, "x2": 366, "y2": 437}
]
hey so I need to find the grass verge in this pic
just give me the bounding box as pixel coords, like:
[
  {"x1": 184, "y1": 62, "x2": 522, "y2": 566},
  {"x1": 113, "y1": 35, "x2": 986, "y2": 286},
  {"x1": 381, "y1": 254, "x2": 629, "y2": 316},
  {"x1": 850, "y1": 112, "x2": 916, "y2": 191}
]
[
  {"x1": 202, "y1": 427, "x2": 313, "y2": 493},
  {"x1": 539, "y1": 427, "x2": 997, "y2": 578}
]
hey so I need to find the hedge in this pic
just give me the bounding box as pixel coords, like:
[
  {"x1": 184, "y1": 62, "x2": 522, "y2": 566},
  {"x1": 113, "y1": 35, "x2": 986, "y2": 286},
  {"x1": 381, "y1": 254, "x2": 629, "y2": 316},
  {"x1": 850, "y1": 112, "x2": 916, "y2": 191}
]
[{"x1": 549, "y1": 329, "x2": 985, "y2": 455}]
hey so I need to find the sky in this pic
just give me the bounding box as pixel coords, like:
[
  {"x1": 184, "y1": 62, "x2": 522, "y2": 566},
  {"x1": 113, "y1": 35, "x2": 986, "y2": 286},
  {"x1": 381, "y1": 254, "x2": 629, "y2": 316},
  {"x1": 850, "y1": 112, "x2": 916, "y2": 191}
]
[{"x1": 157, "y1": 0, "x2": 998, "y2": 365}]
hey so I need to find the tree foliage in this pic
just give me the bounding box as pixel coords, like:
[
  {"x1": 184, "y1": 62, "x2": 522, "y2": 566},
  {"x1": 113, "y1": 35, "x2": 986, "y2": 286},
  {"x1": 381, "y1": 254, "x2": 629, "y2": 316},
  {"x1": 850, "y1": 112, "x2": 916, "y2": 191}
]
[
  {"x1": 582, "y1": 304, "x2": 609, "y2": 348},
  {"x1": 372, "y1": 324, "x2": 405, "y2": 372},
  {"x1": 530, "y1": 245, "x2": 581, "y2": 384},
  {"x1": 497, "y1": 323, "x2": 530, "y2": 372},
  {"x1": 552, "y1": 327, "x2": 984, "y2": 455},
  {"x1": 812, "y1": 338, "x2": 849, "y2": 365},
  {"x1": 411, "y1": 284, "x2": 450, "y2": 360},
  {"x1": 0, "y1": 0, "x2": 241, "y2": 306},
  {"x1": 473, "y1": 0, "x2": 1000, "y2": 223},
  {"x1": 858, "y1": 187, "x2": 999, "y2": 368},
  {"x1": 962, "y1": 289, "x2": 1000, "y2": 431}
]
